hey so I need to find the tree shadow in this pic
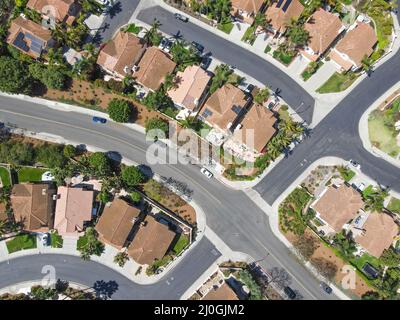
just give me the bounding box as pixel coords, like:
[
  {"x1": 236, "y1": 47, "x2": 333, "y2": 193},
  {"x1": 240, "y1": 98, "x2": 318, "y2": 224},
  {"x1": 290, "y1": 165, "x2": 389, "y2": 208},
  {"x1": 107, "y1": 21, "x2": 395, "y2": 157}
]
[
  {"x1": 137, "y1": 164, "x2": 154, "y2": 180},
  {"x1": 105, "y1": 1, "x2": 122, "y2": 19},
  {"x1": 92, "y1": 280, "x2": 119, "y2": 299}
]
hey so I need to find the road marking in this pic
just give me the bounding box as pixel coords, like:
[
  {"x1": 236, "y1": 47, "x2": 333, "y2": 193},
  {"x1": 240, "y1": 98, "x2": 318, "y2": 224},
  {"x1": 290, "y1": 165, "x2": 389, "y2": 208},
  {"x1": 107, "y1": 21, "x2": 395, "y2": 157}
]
[{"x1": 253, "y1": 237, "x2": 318, "y2": 300}]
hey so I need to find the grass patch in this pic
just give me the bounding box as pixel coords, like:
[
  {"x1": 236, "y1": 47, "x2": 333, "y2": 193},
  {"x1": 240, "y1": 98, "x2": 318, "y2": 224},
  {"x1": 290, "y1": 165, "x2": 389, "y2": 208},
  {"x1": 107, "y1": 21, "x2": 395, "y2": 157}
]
[
  {"x1": 50, "y1": 231, "x2": 63, "y2": 248},
  {"x1": 301, "y1": 61, "x2": 323, "y2": 81},
  {"x1": 173, "y1": 234, "x2": 189, "y2": 255},
  {"x1": 338, "y1": 166, "x2": 356, "y2": 182},
  {"x1": 241, "y1": 26, "x2": 257, "y2": 44},
  {"x1": 17, "y1": 167, "x2": 47, "y2": 183},
  {"x1": 351, "y1": 252, "x2": 383, "y2": 271},
  {"x1": 6, "y1": 234, "x2": 37, "y2": 253},
  {"x1": 387, "y1": 197, "x2": 400, "y2": 213},
  {"x1": 217, "y1": 21, "x2": 234, "y2": 34},
  {"x1": 317, "y1": 72, "x2": 358, "y2": 94},
  {"x1": 362, "y1": 185, "x2": 374, "y2": 198},
  {"x1": 0, "y1": 166, "x2": 11, "y2": 186},
  {"x1": 273, "y1": 48, "x2": 296, "y2": 65},
  {"x1": 264, "y1": 45, "x2": 271, "y2": 53},
  {"x1": 368, "y1": 106, "x2": 400, "y2": 158},
  {"x1": 125, "y1": 23, "x2": 142, "y2": 35}
]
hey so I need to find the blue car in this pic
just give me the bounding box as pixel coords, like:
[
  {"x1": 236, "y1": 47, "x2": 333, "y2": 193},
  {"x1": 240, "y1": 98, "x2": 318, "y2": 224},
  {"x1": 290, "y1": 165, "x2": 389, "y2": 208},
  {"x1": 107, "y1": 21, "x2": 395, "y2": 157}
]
[{"x1": 92, "y1": 116, "x2": 107, "y2": 124}]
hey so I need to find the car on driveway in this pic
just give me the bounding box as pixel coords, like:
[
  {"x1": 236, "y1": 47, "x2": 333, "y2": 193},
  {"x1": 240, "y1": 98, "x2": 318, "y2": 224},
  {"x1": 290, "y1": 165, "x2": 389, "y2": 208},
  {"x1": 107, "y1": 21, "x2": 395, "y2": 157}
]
[
  {"x1": 174, "y1": 13, "x2": 189, "y2": 22},
  {"x1": 200, "y1": 167, "x2": 213, "y2": 179},
  {"x1": 159, "y1": 38, "x2": 172, "y2": 53},
  {"x1": 284, "y1": 286, "x2": 296, "y2": 299},
  {"x1": 191, "y1": 41, "x2": 204, "y2": 54},
  {"x1": 200, "y1": 56, "x2": 212, "y2": 70},
  {"x1": 92, "y1": 116, "x2": 107, "y2": 124},
  {"x1": 320, "y1": 282, "x2": 333, "y2": 294},
  {"x1": 349, "y1": 159, "x2": 361, "y2": 169},
  {"x1": 41, "y1": 233, "x2": 49, "y2": 246}
]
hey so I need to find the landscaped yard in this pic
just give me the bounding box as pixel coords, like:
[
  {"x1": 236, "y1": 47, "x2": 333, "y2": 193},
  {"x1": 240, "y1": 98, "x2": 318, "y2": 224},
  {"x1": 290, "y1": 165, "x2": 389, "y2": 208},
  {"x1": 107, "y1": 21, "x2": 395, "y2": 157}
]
[
  {"x1": 173, "y1": 234, "x2": 189, "y2": 255},
  {"x1": 338, "y1": 166, "x2": 356, "y2": 182},
  {"x1": 362, "y1": 185, "x2": 374, "y2": 198},
  {"x1": 273, "y1": 48, "x2": 296, "y2": 65},
  {"x1": 0, "y1": 166, "x2": 11, "y2": 187},
  {"x1": 17, "y1": 167, "x2": 47, "y2": 183},
  {"x1": 387, "y1": 197, "x2": 400, "y2": 213},
  {"x1": 217, "y1": 21, "x2": 234, "y2": 34},
  {"x1": 6, "y1": 234, "x2": 37, "y2": 253},
  {"x1": 368, "y1": 100, "x2": 400, "y2": 158},
  {"x1": 50, "y1": 231, "x2": 63, "y2": 248},
  {"x1": 351, "y1": 252, "x2": 383, "y2": 271},
  {"x1": 301, "y1": 61, "x2": 324, "y2": 81},
  {"x1": 317, "y1": 72, "x2": 358, "y2": 94},
  {"x1": 241, "y1": 26, "x2": 257, "y2": 44}
]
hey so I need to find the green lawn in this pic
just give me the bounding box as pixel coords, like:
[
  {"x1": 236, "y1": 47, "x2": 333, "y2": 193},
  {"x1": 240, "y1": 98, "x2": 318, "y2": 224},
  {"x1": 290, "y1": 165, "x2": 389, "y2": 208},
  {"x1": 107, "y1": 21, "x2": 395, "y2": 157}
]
[
  {"x1": 338, "y1": 167, "x2": 356, "y2": 182},
  {"x1": 50, "y1": 232, "x2": 63, "y2": 248},
  {"x1": 316, "y1": 72, "x2": 358, "y2": 94},
  {"x1": 241, "y1": 26, "x2": 257, "y2": 44},
  {"x1": 273, "y1": 49, "x2": 296, "y2": 65},
  {"x1": 387, "y1": 197, "x2": 400, "y2": 213},
  {"x1": 217, "y1": 21, "x2": 234, "y2": 34},
  {"x1": 362, "y1": 185, "x2": 374, "y2": 198},
  {"x1": 17, "y1": 167, "x2": 47, "y2": 183},
  {"x1": 368, "y1": 110, "x2": 400, "y2": 158},
  {"x1": 6, "y1": 234, "x2": 37, "y2": 253},
  {"x1": 173, "y1": 234, "x2": 189, "y2": 255},
  {"x1": 125, "y1": 23, "x2": 142, "y2": 35},
  {"x1": 351, "y1": 252, "x2": 383, "y2": 271},
  {"x1": 0, "y1": 166, "x2": 11, "y2": 187}
]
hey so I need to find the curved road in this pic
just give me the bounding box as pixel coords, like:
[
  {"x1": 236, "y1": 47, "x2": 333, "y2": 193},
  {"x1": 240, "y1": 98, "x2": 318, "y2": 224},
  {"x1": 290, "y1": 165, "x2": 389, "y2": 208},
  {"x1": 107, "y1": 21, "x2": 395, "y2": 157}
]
[{"x1": 0, "y1": 235, "x2": 219, "y2": 300}]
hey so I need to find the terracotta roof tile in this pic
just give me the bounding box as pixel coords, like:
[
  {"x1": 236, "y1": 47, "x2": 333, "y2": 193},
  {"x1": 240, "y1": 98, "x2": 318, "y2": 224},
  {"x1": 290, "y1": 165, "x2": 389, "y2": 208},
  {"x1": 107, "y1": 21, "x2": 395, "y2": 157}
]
[{"x1": 265, "y1": 0, "x2": 304, "y2": 33}]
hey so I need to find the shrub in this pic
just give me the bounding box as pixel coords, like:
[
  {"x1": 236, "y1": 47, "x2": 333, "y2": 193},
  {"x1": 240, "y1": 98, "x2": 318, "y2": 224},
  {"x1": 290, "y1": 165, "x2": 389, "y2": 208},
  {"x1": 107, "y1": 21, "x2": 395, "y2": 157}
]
[
  {"x1": 107, "y1": 98, "x2": 133, "y2": 123},
  {"x1": 121, "y1": 166, "x2": 145, "y2": 188}
]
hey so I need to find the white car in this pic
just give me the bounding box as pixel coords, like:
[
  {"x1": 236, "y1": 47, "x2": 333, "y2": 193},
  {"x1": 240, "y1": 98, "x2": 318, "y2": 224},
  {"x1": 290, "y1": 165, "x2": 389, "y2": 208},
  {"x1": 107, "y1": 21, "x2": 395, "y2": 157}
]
[
  {"x1": 41, "y1": 233, "x2": 49, "y2": 246},
  {"x1": 200, "y1": 167, "x2": 213, "y2": 179}
]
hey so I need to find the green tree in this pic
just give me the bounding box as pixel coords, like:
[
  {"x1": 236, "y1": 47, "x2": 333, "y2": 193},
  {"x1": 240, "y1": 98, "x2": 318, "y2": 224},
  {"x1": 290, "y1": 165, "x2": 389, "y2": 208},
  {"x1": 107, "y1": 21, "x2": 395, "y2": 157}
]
[
  {"x1": 130, "y1": 191, "x2": 142, "y2": 204},
  {"x1": 114, "y1": 252, "x2": 129, "y2": 267},
  {"x1": 254, "y1": 88, "x2": 270, "y2": 104},
  {"x1": 36, "y1": 143, "x2": 66, "y2": 168},
  {"x1": 143, "y1": 89, "x2": 174, "y2": 111},
  {"x1": 144, "y1": 118, "x2": 169, "y2": 138},
  {"x1": 77, "y1": 227, "x2": 104, "y2": 261},
  {"x1": 29, "y1": 285, "x2": 58, "y2": 300},
  {"x1": 209, "y1": 64, "x2": 233, "y2": 93},
  {"x1": 238, "y1": 269, "x2": 263, "y2": 300},
  {"x1": 170, "y1": 41, "x2": 201, "y2": 70},
  {"x1": 121, "y1": 166, "x2": 145, "y2": 188},
  {"x1": 107, "y1": 98, "x2": 133, "y2": 123},
  {"x1": 380, "y1": 247, "x2": 400, "y2": 267},
  {"x1": 361, "y1": 291, "x2": 381, "y2": 300},
  {"x1": 333, "y1": 230, "x2": 357, "y2": 259},
  {"x1": 286, "y1": 22, "x2": 309, "y2": 47},
  {"x1": 0, "y1": 56, "x2": 32, "y2": 94},
  {"x1": 28, "y1": 63, "x2": 67, "y2": 90},
  {"x1": 143, "y1": 19, "x2": 162, "y2": 46},
  {"x1": 87, "y1": 152, "x2": 111, "y2": 177},
  {"x1": 63, "y1": 145, "x2": 77, "y2": 158},
  {"x1": 81, "y1": 0, "x2": 104, "y2": 15},
  {"x1": 0, "y1": 141, "x2": 35, "y2": 165},
  {"x1": 363, "y1": 187, "x2": 389, "y2": 212}
]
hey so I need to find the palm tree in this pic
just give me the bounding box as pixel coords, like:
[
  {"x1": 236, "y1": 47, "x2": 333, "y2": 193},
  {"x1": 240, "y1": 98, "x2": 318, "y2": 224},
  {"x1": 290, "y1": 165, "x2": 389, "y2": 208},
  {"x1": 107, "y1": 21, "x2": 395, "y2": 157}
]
[
  {"x1": 143, "y1": 19, "x2": 162, "y2": 46},
  {"x1": 253, "y1": 12, "x2": 268, "y2": 34},
  {"x1": 361, "y1": 55, "x2": 373, "y2": 74},
  {"x1": 363, "y1": 187, "x2": 389, "y2": 212},
  {"x1": 180, "y1": 116, "x2": 198, "y2": 129}
]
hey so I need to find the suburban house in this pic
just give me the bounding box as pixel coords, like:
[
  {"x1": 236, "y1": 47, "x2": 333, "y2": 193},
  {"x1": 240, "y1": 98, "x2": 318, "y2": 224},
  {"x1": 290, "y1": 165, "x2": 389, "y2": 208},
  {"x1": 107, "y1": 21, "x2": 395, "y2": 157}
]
[
  {"x1": 329, "y1": 21, "x2": 377, "y2": 71},
  {"x1": 27, "y1": 0, "x2": 81, "y2": 25},
  {"x1": 53, "y1": 186, "x2": 94, "y2": 236},
  {"x1": 311, "y1": 184, "x2": 364, "y2": 234},
  {"x1": 225, "y1": 103, "x2": 277, "y2": 162},
  {"x1": 6, "y1": 16, "x2": 55, "y2": 59},
  {"x1": 265, "y1": 0, "x2": 304, "y2": 35},
  {"x1": 230, "y1": 0, "x2": 266, "y2": 24},
  {"x1": 127, "y1": 215, "x2": 176, "y2": 265},
  {"x1": 95, "y1": 198, "x2": 141, "y2": 249},
  {"x1": 199, "y1": 84, "x2": 251, "y2": 133},
  {"x1": 97, "y1": 31, "x2": 146, "y2": 79},
  {"x1": 134, "y1": 47, "x2": 177, "y2": 92},
  {"x1": 10, "y1": 183, "x2": 56, "y2": 232},
  {"x1": 203, "y1": 282, "x2": 239, "y2": 300},
  {"x1": 353, "y1": 212, "x2": 398, "y2": 258},
  {"x1": 301, "y1": 9, "x2": 345, "y2": 62},
  {"x1": 167, "y1": 65, "x2": 211, "y2": 114}
]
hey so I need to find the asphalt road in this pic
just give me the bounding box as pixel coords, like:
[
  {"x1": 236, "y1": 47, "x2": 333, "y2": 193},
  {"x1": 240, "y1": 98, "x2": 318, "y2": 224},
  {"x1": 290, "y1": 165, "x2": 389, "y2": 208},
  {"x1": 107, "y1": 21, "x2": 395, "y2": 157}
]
[
  {"x1": 96, "y1": 0, "x2": 141, "y2": 42},
  {"x1": 136, "y1": 6, "x2": 315, "y2": 124},
  {"x1": 0, "y1": 97, "x2": 338, "y2": 300},
  {"x1": 0, "y1": 237, "x2": 220, "y2": 300}
]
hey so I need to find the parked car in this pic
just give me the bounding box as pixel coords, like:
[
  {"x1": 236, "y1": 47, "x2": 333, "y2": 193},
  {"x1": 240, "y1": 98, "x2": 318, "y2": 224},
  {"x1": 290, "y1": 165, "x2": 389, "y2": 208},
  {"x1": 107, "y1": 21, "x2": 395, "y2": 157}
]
[
  {"x1": 349, "y1": 159, "x2": 361, "y2": 169},
  {"x1": 174, "y1": 13, "x2": 189, "y2": 22},
  {"x1": 200, "y1": 56, "x2": 212, "y2": 70},
  {"x1": 284, "y1": 286, "x2": 296, "y2": 300},
  {"x1": 191, "y1": 41, "x2": 204, "y2": 54},
  {"x1": 357, "y1": 182, "x2": 366, "y2": 192},
  {"x1": 159, "y1": 38, "x2": 172, "y2": 53},
  {"x1": 200, "y1": 167, "x2": 213, "y2": 179},
  {"x1": 320, "y1": 282, "x2": 333, "y2": 294},
  {"x1": 92, "y1": 116, "x2": 107, "y2": 124},
  {"x1": 244, "y1": 83, "x2": 255, "y2": 94},
  {"x1": 41, "y1": 233, "x2": 49, "y2": 246}
]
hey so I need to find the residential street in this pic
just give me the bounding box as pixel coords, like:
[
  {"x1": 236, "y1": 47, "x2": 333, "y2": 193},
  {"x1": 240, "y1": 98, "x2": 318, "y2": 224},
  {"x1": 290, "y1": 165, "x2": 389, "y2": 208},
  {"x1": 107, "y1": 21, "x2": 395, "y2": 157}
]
[
  {"x1": 0, "y1": 96, "x2": 338, "y2": 300},
  {"x1": 0, "y1": 237, "x2": 220, "y2": 300}
]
